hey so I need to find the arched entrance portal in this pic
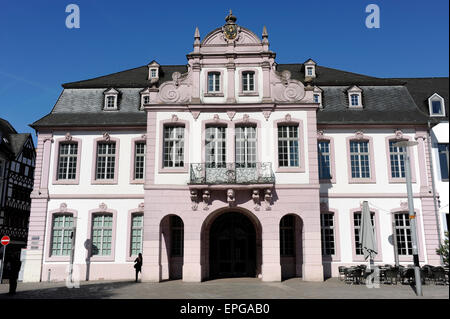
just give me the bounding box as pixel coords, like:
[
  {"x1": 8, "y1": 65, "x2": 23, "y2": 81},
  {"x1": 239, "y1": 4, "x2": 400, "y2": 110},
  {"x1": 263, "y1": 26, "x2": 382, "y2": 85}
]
[{"x1": 209, "y1": 212, "x2": 256, "y2": 278}]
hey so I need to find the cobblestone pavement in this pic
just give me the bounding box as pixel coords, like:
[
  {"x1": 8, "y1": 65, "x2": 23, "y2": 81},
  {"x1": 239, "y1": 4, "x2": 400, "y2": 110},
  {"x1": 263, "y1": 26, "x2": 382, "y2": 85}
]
[{"x1": 0, "y1": 278, "x2": 448, "y2": 299}]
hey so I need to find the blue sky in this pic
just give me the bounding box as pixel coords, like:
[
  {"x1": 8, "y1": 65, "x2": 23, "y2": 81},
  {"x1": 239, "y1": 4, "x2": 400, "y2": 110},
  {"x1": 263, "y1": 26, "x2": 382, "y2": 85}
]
[{"x1": 0, "y1": 0, "x2": 448, "y2": 143}]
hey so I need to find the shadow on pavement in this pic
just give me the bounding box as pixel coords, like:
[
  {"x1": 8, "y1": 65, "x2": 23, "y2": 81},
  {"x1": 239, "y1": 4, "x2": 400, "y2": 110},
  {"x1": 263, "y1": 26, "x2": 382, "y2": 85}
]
[{"x1": 0, "y1": 280, "x2": 137, "y2": 299}]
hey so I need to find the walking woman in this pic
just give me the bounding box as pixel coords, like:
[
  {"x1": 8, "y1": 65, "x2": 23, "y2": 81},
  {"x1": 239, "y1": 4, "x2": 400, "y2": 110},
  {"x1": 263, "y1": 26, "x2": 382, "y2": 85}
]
[{"x1": 134, "y1": 253, "x2": 143, "y2": 282}]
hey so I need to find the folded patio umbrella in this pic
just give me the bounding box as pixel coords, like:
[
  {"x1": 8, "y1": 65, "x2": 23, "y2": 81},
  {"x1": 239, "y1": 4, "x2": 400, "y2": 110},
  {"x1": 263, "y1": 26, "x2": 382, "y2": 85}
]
[{"x1": 361, "y1": 201, "x2": 378, "y2": 268}]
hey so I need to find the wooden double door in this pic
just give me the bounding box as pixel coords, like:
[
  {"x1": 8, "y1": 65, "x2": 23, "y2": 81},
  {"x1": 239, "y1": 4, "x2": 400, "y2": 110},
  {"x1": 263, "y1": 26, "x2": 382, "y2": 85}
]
[{"x1": 209, "y1": 212, "x2": 256, "y2": 278}]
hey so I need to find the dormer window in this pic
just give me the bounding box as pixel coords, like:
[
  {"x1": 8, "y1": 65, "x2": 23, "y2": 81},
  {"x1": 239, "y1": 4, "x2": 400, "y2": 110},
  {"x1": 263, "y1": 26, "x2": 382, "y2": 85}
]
[
  {"x1": 103, "y1": 88, "x2": 119, "y2": 111},
  {"x1": 208, "y1": 72, "x2": 221, "y2": 92},
  {"x1": 428, "y1": 93, "x2": 446, "y2": 117},
  {"x1": 304, "y1": 59, "x2": 317, "y2": 79},
  {"x1": 140, "y1": 87, "x2": 151, "y2": 109},
  {"x1": 143, "y1": 95, "x2": 150, "y2": 105},
  {"x1": 313, "y1": 86, "x2": 323, "y2": 107},
  {"x1": 147, "y1": 60, "x2": 160, "y2": 84},
  {"x1": 347, "y1": 85, "x2": 363, "y2": 108}
]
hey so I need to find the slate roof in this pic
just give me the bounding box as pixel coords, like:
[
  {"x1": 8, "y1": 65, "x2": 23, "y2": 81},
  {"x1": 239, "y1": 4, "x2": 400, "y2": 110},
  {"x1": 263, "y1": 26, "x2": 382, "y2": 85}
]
[
  {"x1": 389, "y1": 77, "x2": 449, "y2": 122},
  {"x1": 0, "y1": 118, "x2": 32, "y2": 158},
  {"x1": 31, "y1": 63, "x2": 443, "y2": 128}
]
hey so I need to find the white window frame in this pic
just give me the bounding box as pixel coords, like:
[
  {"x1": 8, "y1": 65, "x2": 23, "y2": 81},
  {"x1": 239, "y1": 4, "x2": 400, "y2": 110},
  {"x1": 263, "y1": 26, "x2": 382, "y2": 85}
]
[
  {"x1": 205, "y1": 126, "x2": 226, "y2": 167},
  {"x1": 91, "y1": 213, "x2": 113, "y2": 256},
  {"x1": 207, "y1": 72, "x2": 221, "y2": 93},
  {"x1": 428, "y1": 93, "x2": 446, "y2": 117},
  {"x1": 242, "y1": 71, "x2": 255, "y2": 92},
  {"x1": 134, "y1": 141, "x2": 146, "y2": 180},
  {"x1": 103, "y1": 88, "x2": 119, "y2": 111},
  {"x1": 277, "y1": 125, "x2": 299, "y2": 168},
  {"x1": 163, "y1": 126, "x2": 185, "y2": 168},
  {"x1": 320, "y1": 212, "x2": 335, "y2": 256},
  {"x1": 130, "y1": 213, "x2": 144, "y2": 256},
  {"x1": 235, "y1": 125, "x2": 257, "y2": 168},
  {"x1": 349, "y1": 140, "x2": 371, "y2": 179},
  {"x1": 347, "y1": 85, "x2": 363, "y2": 108},
  {"x1": 96, "y1": 142, "x2": 116, "y2": 180},
  {"x1": 394, "y1": 212, "x2": 413, "y2": 256},
  {"x1": 50, "y1": 214, "x2": 74, "y2": 256},
  {"x1": 57, "y1": 142, "x2": 78, "y2": 180}
]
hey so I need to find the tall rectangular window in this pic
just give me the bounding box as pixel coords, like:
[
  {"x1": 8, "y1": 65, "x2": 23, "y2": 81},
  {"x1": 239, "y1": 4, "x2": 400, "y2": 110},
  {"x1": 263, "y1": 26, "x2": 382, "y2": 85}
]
[
  {"x1": 389, "y1": 140, "x2": 406, "y2": 178},
  {"x1": 318, "y1": 141, "x2": 331, "y2": 179},
  {"x1": 278, "y1": 125, "x2": 299, "y2": 167},
  {"x1": 205, "y1": 126, "x2": 226, "y2": 168},
  {"x1": 106, "y1": 96, "x2": 116, "y2": 108},
  {"x1": 170, "y1": 216, "x2": 184, "y2": 257},
  {"x1": 235, "y1": 126, "x2": 256, "y2": 168},
  {"x1": 96, "y1": 142, "x2": 116, "y2": 180},
  {"x1": 134, "y1": 142, "x2": 146, "y2": 179},
  {"x1": 130, "y1": 213, "x2": 143, "y2": 256},
  {"x1": 92, "y1": 214, "x2": 113, "y2": 256},
  {"x1": 438, "y1": 143, "x2": 449, "y2": 181},
  {"x1": 51, "y1": 214, "x2": 73, "y2": 256},
  {"x1": 57, "y1": 143, "x2": 78, "y2": 180},
  {"x1": 207, "y1": 72, "x2": 220, "y2": 92},
  {"x1": 353, "y1": 212, "x2": 375, "y2": 255},
  {"x1": 320, "y1": 213, "x2": 335, "y2": 255},
  {"x1": 432, "y1": 100, "x2": 442, "y2": 115},
  {"x1": 280, "y1": 215, "x2": 295, "y2": 257},
  {"x1": 394, "y1": 213, "x2": 413, "y2": 255},
  {"x1": 163, "y1": 126, "x2": 184, "y2": 168},
  {"x1": 350, "y1": 141, "x2": 370, "y2": 179},
  {"x1": 242, "y1": 71, "x2": 255, "y2": 91}
]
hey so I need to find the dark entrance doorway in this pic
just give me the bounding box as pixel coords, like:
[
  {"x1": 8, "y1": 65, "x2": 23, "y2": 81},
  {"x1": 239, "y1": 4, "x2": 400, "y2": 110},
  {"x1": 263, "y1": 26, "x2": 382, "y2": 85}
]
[{"x1": 209, "y1": 212, "x2": 256, "y2": 278}]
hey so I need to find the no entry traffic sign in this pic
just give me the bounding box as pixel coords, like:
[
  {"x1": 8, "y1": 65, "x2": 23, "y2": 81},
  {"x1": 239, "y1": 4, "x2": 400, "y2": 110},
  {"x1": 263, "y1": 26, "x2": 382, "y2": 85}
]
[{"x1": 1, "y1": 236, "x2": 10, "y2": 246}]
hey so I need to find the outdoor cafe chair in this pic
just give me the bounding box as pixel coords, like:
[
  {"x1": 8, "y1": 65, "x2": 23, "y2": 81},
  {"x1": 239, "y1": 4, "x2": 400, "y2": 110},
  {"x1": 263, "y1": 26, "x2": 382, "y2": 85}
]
[
  {"x1": 421, "y1": 265, "x2": 434, "y2": 284},
  {"x1": 384, "y1": 268, "x2": 399, "y2": 285},
  {"x1": 432, "y1": 267, "x2": 447, "y2": 285},
  {"x1": 338, "y1": 266, "x2": 347, "y2": 281}
]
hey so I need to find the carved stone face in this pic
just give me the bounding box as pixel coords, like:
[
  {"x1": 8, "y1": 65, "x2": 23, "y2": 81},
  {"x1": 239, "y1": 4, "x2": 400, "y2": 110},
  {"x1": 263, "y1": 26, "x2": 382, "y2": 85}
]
[{"x1": 224, "y1": 24, "x2": 237, "y2": 40}]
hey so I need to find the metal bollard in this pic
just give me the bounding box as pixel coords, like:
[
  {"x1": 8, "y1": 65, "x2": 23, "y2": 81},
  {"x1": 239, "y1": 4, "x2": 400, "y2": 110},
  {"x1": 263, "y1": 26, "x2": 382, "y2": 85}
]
[{"x1": 47, "y1": 269, "x2": 51, "y2": 282}]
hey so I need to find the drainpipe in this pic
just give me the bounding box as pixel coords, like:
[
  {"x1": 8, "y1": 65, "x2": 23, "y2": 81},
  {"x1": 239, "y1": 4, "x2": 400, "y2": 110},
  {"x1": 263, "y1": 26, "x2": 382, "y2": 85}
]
[{"x1": 426, "y1": 120, "x2": 443, "y2": 265}]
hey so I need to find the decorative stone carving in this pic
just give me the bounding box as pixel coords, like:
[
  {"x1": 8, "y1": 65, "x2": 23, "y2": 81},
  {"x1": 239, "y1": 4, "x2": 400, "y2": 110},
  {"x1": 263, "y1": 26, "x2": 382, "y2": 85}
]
[
  {"x1": 227, "y1": 111, "x2": 236, "y2": 121},
  {"x1": 284, "y1": 114, "x2": 292, "y2": 122},
  {"x1": 138, "y1": 202, "x2": 145, "y2": 211},
  {"x1": 65, "y1": 133, "x2": 72, "y2": 141},
  {"x1": 60, "y1": 203, "x2": 68, "y2": 212},
  {"x1": 394, "y1": 130, "x2": 404, "y2": 140},
  {"x1": 103, "y1": 132, "x2": 110, "y2": 142},
  {"x1": 317, "y1": 130, "x2": 324, "y2": 139},
  {"x1": 252, "y1": 190, "x2": 260, "y2": 211},
  {"x1": 190, "y1": 190, "x2": 198, "y2": 211},
  {"x1": 202, "y1": 190, "x2": 210, "y2": 210},
  {"x1": 43, "y1": 137, "x2": 54, "y2": 143},
  {"x1": 157, "y1": 71, "x2": 192, "y2": 103},
  {"x1": 99, "y1": 203, "x2": 108, "y2": 211},
  {"x1": 400, "y1": 201, "x2": 408, "y2": 210},
  {"x1": 271, "y1": 69, "x2": 305, "y2": 102},
  {"x1": 171, "y1": 114, "x2": 179, "y2": 122},
  {"x1": 242, "y1": 114, "x2": 250, "y2": 123},
  {"x1": 262, "y1": 110, "x2": 271, "y2": 121},
  {"x1": 264, "y1": 189, "x2": 272, "y2": 211},
  {"x1": 415, "y1": 133, "x2": 426, "y2": 141},
  {"x1": 141, "y1": 134, "x2": 147, "y2": 139},
  {"x1": 213, "y1": 114, "x2": 220, "y2": 122},
  {"x1": 191, "y1": 111, "x2": 201, "y2": 120},
  {"x1": 227, "y1": 189, "x2": 235, "y2": 206},
  {"x1": 354, "y1": 130, "x2": 365, "y2": 140}
]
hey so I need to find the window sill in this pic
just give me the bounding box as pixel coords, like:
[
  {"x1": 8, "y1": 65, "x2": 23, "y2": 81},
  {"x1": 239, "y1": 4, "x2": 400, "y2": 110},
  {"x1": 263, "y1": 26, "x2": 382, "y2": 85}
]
[
  {"x1": 53, "y1": 179, "x2": 79, "y2": 185},
  {"x1": 319, "y1": 178, "x2": 336, "y2": 184},
  {"x1": 204, "y1": 93, "x2": 224, "y2": 97},
  {"x1": 276, "y1": 167, "x2": 305, "y2": 173},
  {"x1": 348, "y1": 179, "x2": 376, "y2": 184},
  {"x1": 45, "y1": 256, "x2": 71, "y2": 262},
  {"x1": 388, "y1": 178, "x2": 417, "y2": 184},
  {"x1": 130, "y1": 179, "x2": 145, "y2": 184},
  {"x1": 89, "y1": 256, "x2": 115, "y2": 262},
  {"x1": 91, "y1": 179, "x2": 118, "y2": 185},
  {"x1": 158, "y1": 167, "x2": 188, "y2": 174},
  {"x1": 238, "y1": 91, "x2": 259, "y2": 97}
]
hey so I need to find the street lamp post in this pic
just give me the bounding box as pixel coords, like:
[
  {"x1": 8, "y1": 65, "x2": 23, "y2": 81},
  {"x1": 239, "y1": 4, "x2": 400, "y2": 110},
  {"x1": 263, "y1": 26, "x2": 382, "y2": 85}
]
[{"x1": 393, "y1": 140, "x2": 422, "y2": 296}]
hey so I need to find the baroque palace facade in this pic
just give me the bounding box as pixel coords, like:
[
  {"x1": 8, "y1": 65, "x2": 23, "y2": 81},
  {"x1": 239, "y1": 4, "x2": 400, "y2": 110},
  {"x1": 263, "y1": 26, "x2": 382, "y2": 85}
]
[{"x1": 22, "y1": 13, "x2": 448, "y2": 282}]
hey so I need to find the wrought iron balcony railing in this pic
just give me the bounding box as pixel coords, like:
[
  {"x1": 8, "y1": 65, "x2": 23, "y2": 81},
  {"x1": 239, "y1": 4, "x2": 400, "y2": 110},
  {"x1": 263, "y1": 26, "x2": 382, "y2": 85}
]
[{"x1": 189, "y1": 162, "x2": 275, "y2": 185}]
